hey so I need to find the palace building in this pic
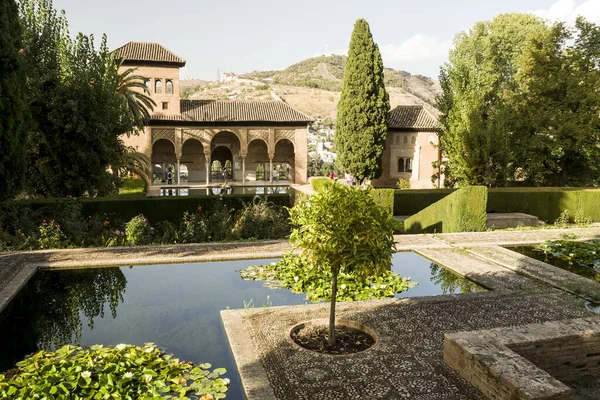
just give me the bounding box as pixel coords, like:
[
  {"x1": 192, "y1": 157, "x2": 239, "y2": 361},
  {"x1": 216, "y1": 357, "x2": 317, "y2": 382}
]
[
  {"x1": 114, "y1": 42, "x2": 440, "y2": 189},
  {"x1": 114, "y1": 42, "x2": 311, "y2": 185},
  {"x1": 374, "y1": 105, "x2": 441, "y2": 189}
]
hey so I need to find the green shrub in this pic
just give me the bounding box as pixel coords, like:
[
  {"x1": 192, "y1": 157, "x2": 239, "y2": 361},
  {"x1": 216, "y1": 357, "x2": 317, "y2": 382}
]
[
  {"x1": 38, "y1": 220, "x2": 67, "y2": 249},
  {"x1": 393, "y1": 189, "x2": 455, "y2": 215},
  {"x1": 396, "y1": 178, "x2": 411, "y2": 189},
  {"x1": 404, "y1": 186, "x2": 488, "y2": 233},
  {"x1": 311, "y1": 177, "x2": 333, "y2": 192},
  {"x1": 231, "y1": 197, "x2": 290, "y2": 240},
  {"x1": 205, "y1": 201, "x2": 234, "y2": 241},
  {"x1": 125, "y1": 215, "x2": 153, "y2": 246},
  {"x1": 487, "y1": 188, "x2": 600, "y2": 223},
  {"x1": 155, "y1": 220, "x2": 182, "y2": 244},
  {"x1": 371, "y1": 189, "x2": 395, "y2": 216},
  {"x1": 181, "y1": 208, "x2": 208, "y2": 243},
  {"x1": 0, "y1": 344, "x2": 229, "y2": 399}
]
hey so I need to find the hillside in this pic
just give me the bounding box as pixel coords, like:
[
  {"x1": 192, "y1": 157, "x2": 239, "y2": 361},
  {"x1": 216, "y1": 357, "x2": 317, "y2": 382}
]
[{"x1": 181, "y1": 55, "x2": 441, "y2": 119}]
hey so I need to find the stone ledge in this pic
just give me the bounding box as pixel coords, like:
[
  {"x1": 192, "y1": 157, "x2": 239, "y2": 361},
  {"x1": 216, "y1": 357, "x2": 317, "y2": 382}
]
[{"x1": 444, "y1": 317, "x2": 600, "y2": 400}]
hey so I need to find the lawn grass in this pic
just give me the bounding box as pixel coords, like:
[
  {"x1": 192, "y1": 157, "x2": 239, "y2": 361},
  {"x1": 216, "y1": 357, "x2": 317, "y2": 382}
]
[{"x1": 118, "y1": 178, "x2": 146, "y2": 197}]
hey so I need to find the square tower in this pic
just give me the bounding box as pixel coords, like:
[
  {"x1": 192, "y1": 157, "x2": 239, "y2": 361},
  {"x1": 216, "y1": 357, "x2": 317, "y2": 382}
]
[{"x1": 113, "y1": 42, "x2": 186, "y2": 116}]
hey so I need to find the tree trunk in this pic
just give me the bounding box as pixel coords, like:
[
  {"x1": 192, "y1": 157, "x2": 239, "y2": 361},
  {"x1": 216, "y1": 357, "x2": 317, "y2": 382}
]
[{"x1": 328, "y1": 271, "x2": 338, "y2": 347}]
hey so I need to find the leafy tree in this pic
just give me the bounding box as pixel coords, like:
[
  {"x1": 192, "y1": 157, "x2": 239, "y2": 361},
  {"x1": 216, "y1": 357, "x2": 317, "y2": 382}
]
[
  {"x1": 18, "y1": 0, "x2": 153, "y2": 197},
  {"x1": 438, "y1": 13, "x2": 550, "y2": 186},
  {"x1": 0, "y1": 0, "x2": 29, "y2": 200},
  {"x1": 512, "y1": 18, "x2": 600, "y2": 186},
  {"x1": 440, "y1": 13, "x2": 600, "y2": 187},
  {"x1": 288, "y1": 183, "x2": 395, "y2": 345},
  {"x1": 335, "y1": 19, "x2": 390, "y2": 183}
]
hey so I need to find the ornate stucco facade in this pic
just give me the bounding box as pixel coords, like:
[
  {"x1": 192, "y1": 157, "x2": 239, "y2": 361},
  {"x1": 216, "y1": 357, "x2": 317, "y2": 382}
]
[{"x1": 114, "y1": 42, "x2": 311, "y2": 185}]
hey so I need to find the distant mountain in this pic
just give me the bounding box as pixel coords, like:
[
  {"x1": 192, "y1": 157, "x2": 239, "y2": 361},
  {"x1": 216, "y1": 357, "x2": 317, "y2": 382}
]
[
  {"x1": 180, "y1": 55, "x2": 441, "y2": 119},
  {"x1": 241, "y1": 54, "x2": 441, "y2": 107}
]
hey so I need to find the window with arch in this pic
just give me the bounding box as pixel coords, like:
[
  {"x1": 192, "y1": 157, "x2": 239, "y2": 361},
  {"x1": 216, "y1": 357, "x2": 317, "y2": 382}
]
[
  {"x1": 144, "y1": 79, "x2": 151, "y2": 91},
  {"x1": 406, "y1": 158, "x2": 413, "y2": 173},
  {"x1": 155, "y1": 79, "x2": 163, "y2": 93},
  {"x1": 395, "y1": 134, "x2": 400, "y2": 145},
  {"x1": 403, "y1": 136, "x2": 408, "y2": 144},
  {"x1": 166, "y1": 80, "x2": 174, "y2": 94},
  {"x1": 397, "y1": 158, "x2": 405, "y2": 173},
  {"x1": 411, "y1": 136, "x2": 416, "y2": 144}
]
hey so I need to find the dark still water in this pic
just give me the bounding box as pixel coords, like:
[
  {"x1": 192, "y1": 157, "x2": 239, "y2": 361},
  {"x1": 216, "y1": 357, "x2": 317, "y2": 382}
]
[{"x1": 0, "y1": 253, "x2": 484, "y2": 399}]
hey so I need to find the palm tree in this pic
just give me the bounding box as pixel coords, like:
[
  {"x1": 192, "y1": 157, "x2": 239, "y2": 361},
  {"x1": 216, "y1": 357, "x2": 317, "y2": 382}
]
[
  {"x1": 116, "y1": 147, "x2": 152, "y2": 188},
  {"x1": 114, "y1": 59, "x2": 156, "y2": 132}
]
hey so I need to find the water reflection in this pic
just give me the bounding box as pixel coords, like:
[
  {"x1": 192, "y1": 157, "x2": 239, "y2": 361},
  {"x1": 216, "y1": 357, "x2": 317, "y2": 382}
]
[
  {"x1": 158, "y1": 186, "x2": 291, "y2": 197},
  {"x1": 0, "y1": 268, "x2": 126, "y2": 371},
  {"x1": 429, "y1": 263, "x2": 486, "y2": 294}
]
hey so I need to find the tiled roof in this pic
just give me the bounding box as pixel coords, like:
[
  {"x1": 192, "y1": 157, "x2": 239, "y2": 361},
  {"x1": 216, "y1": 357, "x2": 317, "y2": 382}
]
[
  {"x1": 151, "y1": 100, "x2": 312, "y2": 123},
  {"x1": 113, "y1": 42, "x2": 186, "y2": 67},
  {"x1": 388, "y1": 105, "x2": 440, "y2": 130}
]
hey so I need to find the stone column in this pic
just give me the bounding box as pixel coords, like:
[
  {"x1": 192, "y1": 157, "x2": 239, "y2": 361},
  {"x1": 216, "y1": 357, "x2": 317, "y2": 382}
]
[
  {"x1": 242, "y1": 157, "x2": 246, "y2": 184},
  {"x1": 176, "y1": 155, "x2": 181, "y2": 185},
  {"x1": 411, "y1": 146, "x2": 421, "y2": 181},
  {"x1": 205, "y1": 162, "x2": 210, "y2": 186},
  {"x1": 269, "y1": 157, "x2": 273, "y2": 183}
]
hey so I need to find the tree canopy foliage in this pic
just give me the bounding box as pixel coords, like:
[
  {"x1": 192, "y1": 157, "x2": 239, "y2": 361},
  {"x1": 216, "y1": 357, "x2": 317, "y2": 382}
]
[
  {"x1": 335, "y1": 19, "x2": 390, "y2": 183},
  {"x1": 17, "y1": 0, "x2": 153, "y2": 197},
  {"x1": 0, "y1": 0, "x2": 29, "y2": 201},
  {"x1": 289, "y1": 183, "x2": 396, "y2": 345},
  {"x1": 438, "y1": 13, "x2": 600, "y2": 187}
]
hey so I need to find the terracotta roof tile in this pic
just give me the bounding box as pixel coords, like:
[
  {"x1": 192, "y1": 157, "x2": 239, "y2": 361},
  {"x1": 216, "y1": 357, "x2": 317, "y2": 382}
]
[
  {"x1": 151, "y1": 100, "x2": 312, "y2": 123},
  {"x1": 389, "y1": 105, "x2": 439, "y2": 130},
  {"x1": 113, "y1": 42, "x2": 186, "y2": 66}
]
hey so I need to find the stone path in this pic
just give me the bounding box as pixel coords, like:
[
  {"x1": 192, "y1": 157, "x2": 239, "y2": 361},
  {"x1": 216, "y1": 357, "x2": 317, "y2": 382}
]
[{"x1": 222, "y1": 291, "x2": 596, "y2": 400}]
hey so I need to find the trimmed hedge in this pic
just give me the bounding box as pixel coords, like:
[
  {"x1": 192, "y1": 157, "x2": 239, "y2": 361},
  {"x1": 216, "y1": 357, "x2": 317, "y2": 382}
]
[
  {"x1": 487, "y1": 188, "x2": 600, "y2": 223},
  {"x1": 311, "y1": 177, "x2": 333, "y2": 192},
  {"x1": 1, "y1": 194, "x2": 292, "y2": 226},
  {"x1": 393, "y1": 189, "x2": 455, "y2": 215},
  {"x1": 371, "y1": 189, "x2": 394, "y2": 216},
  {"x1": 404, "y1": 186, "x2": 488, "y2": 233}
]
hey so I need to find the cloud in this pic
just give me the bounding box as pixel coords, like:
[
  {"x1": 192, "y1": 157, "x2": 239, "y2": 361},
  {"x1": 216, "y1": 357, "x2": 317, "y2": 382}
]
[
  {"x1": 381, "y1": 35, "x2": 452, "y2": 64},
  {"x1": 533, "y1": 0, "x2": 600, "y2": 24}
]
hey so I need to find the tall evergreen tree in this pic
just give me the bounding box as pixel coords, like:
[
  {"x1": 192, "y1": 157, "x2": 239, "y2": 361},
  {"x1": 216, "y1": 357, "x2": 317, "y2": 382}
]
[
  {"x1": 335, "y1": 19, "x2": 389, "y2": 183},
  {"x1": 0, "y1": 0, "x2": 29, "y2": 200}
]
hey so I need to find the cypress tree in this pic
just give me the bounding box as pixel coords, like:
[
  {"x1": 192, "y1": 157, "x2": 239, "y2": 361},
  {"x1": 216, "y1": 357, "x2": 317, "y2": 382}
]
[
  {"x1": 336, "y1": 19, "x2": 390, "y2": 183},
  {"x1": 0, "y1": 0, "x2": 29, "y2": 200}
]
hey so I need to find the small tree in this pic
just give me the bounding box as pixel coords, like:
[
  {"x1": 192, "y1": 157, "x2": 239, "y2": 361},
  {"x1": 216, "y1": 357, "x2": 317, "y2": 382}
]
[{"x1": 288, "y1": 183, "x2": 396, "y2": 346}]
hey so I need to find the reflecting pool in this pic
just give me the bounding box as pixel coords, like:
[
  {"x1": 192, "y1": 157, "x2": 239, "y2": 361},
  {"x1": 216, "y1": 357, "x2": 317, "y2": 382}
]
[{"x1": 0, "y1": 253, "x2": 484, "y2": 399}]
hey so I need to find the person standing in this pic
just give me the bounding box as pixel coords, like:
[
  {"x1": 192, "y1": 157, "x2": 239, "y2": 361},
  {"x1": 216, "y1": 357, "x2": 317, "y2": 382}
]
[
  {"x1": 272, "y1": 167, "x2": 278, "y2": 181},
  {"x1": 167, "y1": 169, "x2": 173, "y2": 185},
  {"x1": 329, "y1": 171, "x2": 335, "y2": 180}
]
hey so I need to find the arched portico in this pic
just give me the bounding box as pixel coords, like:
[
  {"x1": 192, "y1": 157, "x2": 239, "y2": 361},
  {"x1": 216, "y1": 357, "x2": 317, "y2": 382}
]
[
  {"x1": 273, "y1": 139, "x2": 295, "y2": 182},
  {"x1": 151, "y1": 139, "x2": 177, "y2": 182},
  {"x1": 144, "y1": 125, "x2": 307, "y2": 184},
  {"x1": 181, "y1": 139, "x2": 205, "y2": 182}
]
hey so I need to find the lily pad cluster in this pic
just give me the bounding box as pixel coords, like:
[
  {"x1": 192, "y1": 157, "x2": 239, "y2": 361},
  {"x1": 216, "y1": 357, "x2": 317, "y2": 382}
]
[
  {"x1": 239, "y1": 254, "x2": 417, "y2": 302},
  {"x1": 536, "y1": 240, "x2": 600, "y2": 271},
  {"x1": 0, "y1": 343, "x2": 229, "y2": 399}
]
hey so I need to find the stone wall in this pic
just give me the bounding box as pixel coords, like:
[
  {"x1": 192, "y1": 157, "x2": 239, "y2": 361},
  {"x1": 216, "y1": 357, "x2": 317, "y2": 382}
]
[{"x1": 444, "y1": 317, "x2": 600, "y2": 400}]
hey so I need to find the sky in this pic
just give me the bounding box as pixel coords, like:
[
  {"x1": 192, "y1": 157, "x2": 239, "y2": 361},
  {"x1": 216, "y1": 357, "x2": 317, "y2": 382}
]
[{"x1": 51, "y1": 0, "x2": 600, "y2": 80}]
